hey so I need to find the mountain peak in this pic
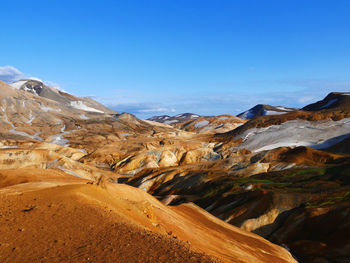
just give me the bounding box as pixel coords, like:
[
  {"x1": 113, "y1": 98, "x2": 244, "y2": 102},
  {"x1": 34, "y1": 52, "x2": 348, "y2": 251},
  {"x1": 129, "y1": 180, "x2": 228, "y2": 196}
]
[
  {"x1": 302, "y1": 92, "x2": 350, "y2": 111},
  {"x1": 237, "y1": 104, "x2": 297, "y2": 119}
]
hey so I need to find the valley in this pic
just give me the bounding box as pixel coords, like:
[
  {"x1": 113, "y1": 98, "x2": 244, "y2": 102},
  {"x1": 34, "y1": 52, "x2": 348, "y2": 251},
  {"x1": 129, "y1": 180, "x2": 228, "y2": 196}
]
[{"x1": 0, "y1": 79, "x2": 349, "y2": 262}]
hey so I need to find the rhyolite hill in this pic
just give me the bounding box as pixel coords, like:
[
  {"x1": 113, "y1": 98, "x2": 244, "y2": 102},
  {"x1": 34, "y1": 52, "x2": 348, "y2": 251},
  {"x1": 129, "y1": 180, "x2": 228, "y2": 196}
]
[{"x1": 1, "y1": 79, "x2": 349, "y2": 262}]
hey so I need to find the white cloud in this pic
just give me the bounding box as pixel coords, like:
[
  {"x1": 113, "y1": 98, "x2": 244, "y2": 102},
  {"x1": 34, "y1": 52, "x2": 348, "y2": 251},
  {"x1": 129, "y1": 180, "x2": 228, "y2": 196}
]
[
  {"x1": 109, "y1": 102, "x2": 176, "y2": 117},
  {"x1": 139, "y1": 107, "x2": 176, "y2": 113},
  {"x1": 0, "y1": 65, "x2": 64, "y2": 91},
  {"x1": 0, "y1": 66, "x2": 26, "y2": 83}
]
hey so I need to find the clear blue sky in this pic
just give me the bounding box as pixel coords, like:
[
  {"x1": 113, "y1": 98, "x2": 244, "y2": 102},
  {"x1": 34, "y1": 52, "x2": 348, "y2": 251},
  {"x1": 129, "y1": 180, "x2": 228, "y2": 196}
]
[{"x1": 1, "y1": 0, "x2": 349, "y2": 118}]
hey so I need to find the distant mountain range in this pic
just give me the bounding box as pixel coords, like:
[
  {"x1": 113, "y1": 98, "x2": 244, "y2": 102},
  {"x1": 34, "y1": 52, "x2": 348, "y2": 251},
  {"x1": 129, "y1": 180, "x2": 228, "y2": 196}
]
[
  {"x1": 149, "y1": 92, "x2": 350, "y2": 122},
  {"x1": 148, "y1": 113, "x2": 246, "y2": 133}
]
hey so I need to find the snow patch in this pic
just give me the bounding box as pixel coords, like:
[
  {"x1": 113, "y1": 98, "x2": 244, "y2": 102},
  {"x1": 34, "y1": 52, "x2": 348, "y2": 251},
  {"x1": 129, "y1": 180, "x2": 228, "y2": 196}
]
[
  {"x1": 57, "y1": 166, "x2": 81, "y2": 178},
  {"x1": 164, "y1": 120, "x2": 179, "y2": 124},
  {"x1": 275, "y1": 106, "x2": 293, "y2": 111},
  {"x1": 1, "y1": 145, "x2": 19, "y2": 149},
  {"x1": 265, "y1": 110, "x2": 288, "y2": 116},
  {"x1": 41, "y1": 105, "x2": 61, "y2": 112},
  {"x1": 235, "y1": 118, "x2": 350, "y2": 152},
  {"x1": 254, "y1": 141, "x2": 311, "y2": 152},
  {"x1": 240, "y1": 110, "x2": 255, "y2": 119},
  {"x1": 50, "y1": 125, "x2": 73, "y2": 146},
  {"x1": 26, "y1": 111, "x2": 35, "y2": 125},
  {"x1": 70, "y1": 101, "x2": 103, "y2": 113},
  {"x1": 10, "y1": 80, "x2": 27, "y2": 90},
  {"x1": 22, "y1": 85, "x2": 39, "y2": 95},
  {"x1": 194, "y1": 120, "x2": 209, "y2": 128}
]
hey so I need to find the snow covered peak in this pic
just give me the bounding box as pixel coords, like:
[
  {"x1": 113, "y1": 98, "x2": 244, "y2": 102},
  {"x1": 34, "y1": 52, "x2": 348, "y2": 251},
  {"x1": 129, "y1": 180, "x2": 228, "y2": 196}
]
[{"x1": 10, "y1": 79, "x2": 50, "y2": 96}]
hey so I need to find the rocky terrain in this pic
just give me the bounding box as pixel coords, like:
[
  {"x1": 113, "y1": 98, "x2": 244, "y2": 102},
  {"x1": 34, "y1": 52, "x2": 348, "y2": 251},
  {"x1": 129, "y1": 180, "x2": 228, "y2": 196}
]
[{"x1": 1, "y1": 79, "x2": 349, "y2": 262}]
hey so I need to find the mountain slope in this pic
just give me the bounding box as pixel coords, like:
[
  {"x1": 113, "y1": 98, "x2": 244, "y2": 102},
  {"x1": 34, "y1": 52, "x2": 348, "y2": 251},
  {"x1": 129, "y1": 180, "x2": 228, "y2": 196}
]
[
  {"x1": 0, "y1": 80, "x2": 18, "y2": 98},
  {"x1": 303, "y1": 92, "x2": 350, "y2": 111}
]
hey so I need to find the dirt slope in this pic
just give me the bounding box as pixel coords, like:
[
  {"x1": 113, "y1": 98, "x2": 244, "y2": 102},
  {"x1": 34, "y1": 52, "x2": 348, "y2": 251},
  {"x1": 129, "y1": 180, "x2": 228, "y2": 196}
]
[{"x1": 0, "y1": 169, "x2": 296, "y2": 263}]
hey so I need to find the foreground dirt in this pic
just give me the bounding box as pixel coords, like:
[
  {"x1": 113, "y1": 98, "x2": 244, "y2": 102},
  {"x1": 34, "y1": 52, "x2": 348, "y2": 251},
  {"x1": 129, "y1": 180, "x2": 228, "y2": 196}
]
[
  {"x1": 0, "y1": 169, "x2": 296, "y2": 263},
  {"x1": 0, "y1": 189, "x2": 214, "y2": 263}
]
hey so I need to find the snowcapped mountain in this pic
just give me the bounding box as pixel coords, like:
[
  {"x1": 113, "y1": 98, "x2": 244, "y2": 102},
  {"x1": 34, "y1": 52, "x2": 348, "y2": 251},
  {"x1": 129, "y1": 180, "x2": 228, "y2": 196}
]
[
  {"x1": 237, "y1": 104, "x2": 297, "y2": 119},
  {"x1": 0, "y1": 80, "x2": 166, "y2": 148},
  {"x1": 9, "y1": 79, "x2": 116, "y2": 114}
]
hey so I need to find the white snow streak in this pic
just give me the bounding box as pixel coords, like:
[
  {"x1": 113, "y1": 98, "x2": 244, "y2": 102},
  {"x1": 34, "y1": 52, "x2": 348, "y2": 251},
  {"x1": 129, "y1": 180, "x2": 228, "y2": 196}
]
[
  {"x1": 194, "y1": 120, "x2": 209, "y2": 128},
  {"x1": 70, "y1": 101, "x2": 103, "y2": 113},
  {"x1": 235, "y1": 118, "x2": 350, "y2": 152}
]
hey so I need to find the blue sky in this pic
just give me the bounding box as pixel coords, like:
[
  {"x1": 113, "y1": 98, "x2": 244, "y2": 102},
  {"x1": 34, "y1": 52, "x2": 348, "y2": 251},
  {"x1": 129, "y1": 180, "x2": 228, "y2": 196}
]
[{"x1": 0, "y1": 0, "x2": 349, "y2": 118}]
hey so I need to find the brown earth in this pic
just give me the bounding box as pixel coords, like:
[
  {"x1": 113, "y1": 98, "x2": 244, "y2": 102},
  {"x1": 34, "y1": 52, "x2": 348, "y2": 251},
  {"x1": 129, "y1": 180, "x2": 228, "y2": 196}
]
[
  {"x1": 124, "y1": 147, "x2": 350, "y2": 263},
  {"x1": 0, "y1": 169, "x2": 296, "y2": 263}
]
